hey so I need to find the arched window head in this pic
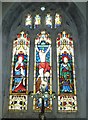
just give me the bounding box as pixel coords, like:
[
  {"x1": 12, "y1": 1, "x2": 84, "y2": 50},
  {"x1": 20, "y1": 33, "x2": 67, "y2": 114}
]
[
  {"x1": 33, "y1": 31, "x2": 52, "y2": 111},
  {"x1": 57, "y1": 31, "x2": 77, "y2": 112},
  {"x1": 25, "y1": 12, "x2": 62, "y2": 29},
  {"x1": 9, "y1": 31, "x2": 30, "y2": 110}
]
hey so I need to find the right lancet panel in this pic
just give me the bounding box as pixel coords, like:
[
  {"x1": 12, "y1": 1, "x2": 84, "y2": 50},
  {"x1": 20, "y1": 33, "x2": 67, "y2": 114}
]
[{"x1": 57, "y1": 31, "x2": 77, "y2": 112}]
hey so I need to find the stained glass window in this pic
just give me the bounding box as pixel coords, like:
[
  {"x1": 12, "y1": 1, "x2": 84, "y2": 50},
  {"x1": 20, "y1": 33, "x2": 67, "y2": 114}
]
[
  {"x1": 25, "y1": 14, "x2": 32, "y2": 29},
  {"x1": 25, "y1": 13, "x2": 62, "y2": 29},
  {"x1": 34, "y1": 14, "x2": 41, "y2": 29},
  {"x1": 9, "y1": 31, "x2": 30, "y2": 110},
  {"x1": 57, "y1": 31, "x2": 77, "y2": 111},
  {"x1": 55, "y1": 13, "x2": 62, "y2": 28},
  {"x1": 33, "y1": 31, "x2": 52, "y2": 111},
  {"x1": 45, "y1": 14, "x2": 52, "y2": 28}
]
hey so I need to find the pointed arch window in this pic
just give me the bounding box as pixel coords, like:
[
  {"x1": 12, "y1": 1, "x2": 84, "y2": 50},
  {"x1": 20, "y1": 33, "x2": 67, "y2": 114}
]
[
  {"x1": 8, "y1": 6, "x2": 78, "y2": 112},
  {"x1": 56, "y1": 31, "x2": 77, "y2": 111},
  {"x1": 33, "y1": 31, "x2": 52, "y2": 111},
  {"x1": 9, "y1": 31, "x2": 30, "y2": 110}
]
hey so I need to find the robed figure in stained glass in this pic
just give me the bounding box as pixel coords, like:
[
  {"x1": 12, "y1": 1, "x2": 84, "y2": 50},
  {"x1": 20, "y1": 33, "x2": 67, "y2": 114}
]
[
  {"x1": 59, "y1": 52, "x2": 72, "y2": 93},
  {"x1": 12, "y1": 53, "x2": 27, "y2": 93},
  {"x1": 57, "y1": 31, "x2": 77, "y2": 111},
  {"x1": 9, "y1": 31, "x2": 30, "y2": 110},
  {"x1": 45, "y1": 14, "x2": 52, "y2": 28},
  {"x1": 55, "y1": 13, "x2": 62, "y2": 28},
  {"x1": 34, "y1": 14, "x2": 41, "y2": 29},
  {"x1": 25, "y1": 14, "x2": 32, "y2": 28}
]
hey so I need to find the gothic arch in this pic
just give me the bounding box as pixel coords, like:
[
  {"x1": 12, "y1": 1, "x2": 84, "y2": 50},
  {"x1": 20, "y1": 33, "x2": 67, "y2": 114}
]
[{"x1": 2, "y1": 2, "x2": 86, "y2": 119}]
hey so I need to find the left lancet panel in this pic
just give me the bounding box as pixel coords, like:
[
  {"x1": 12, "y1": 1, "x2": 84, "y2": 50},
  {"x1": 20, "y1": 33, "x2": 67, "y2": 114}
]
[{"x1": 9, "y1": 31, "x2": 30, "y2": 110}]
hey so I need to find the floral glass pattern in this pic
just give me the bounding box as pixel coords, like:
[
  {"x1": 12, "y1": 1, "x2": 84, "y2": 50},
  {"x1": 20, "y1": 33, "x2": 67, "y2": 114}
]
[
  {"x1": 9, "y1": 31, "x2": 30, "y2": 110},
  {"x1": 33, "y1": 31, "x2": 52, "y2": 111},
  {"x1": 57, "y1": 31, "x2": 77, "y2": 111}
]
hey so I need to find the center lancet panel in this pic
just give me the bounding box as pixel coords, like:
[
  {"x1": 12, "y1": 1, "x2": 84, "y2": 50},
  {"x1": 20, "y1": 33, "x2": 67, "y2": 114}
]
[{"x1": 33, "y1": 31, "x2": 52, "y2": 111}]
